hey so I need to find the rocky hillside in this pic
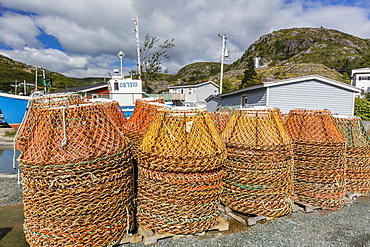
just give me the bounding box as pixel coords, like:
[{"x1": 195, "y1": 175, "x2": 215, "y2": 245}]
[
  {"x1": 199, "y1": 27, "x2": 370, "y2": 92},
  {"x1": 232, "y1": 27, "x2": 370, "y2": 71}
]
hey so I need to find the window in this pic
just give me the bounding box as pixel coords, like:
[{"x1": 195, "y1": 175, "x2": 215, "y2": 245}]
[{"x1": 241, "y1": 95, "x2": 247, "y2": 108}]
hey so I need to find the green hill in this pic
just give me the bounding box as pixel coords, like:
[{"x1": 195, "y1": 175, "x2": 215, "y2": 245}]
[{"x1": 0, "y1": 54, "x2": 104, "y2": 93}]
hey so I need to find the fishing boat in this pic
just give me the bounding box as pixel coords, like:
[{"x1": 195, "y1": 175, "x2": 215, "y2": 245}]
[
  {"x1": 106, "y1": 69, "x2": 143, "y2": 117},
  {"x1": 0, "y1": 93, "x2": 31, "y2": 130}
]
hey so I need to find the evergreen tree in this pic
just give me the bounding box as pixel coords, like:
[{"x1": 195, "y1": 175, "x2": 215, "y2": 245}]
[{"x1": 240, "y1": 57, "x2": 260, "y2": 89}]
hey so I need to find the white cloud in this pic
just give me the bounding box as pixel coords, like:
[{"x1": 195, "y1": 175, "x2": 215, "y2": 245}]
[
  {"x1": 0, "y1": 0, "x2": 370, "y2": 78},
  {"x1": 0, "y1": 12, "x2": 41, "y2": 49}
]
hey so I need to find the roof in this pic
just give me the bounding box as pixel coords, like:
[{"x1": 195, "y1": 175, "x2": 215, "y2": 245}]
[
  {"x1": 351, "y1": 68, "x2": 370, "y2": 75},
  {"x1": 168, "y1": 81, "x2": 219, "y2": 89},
  {"x1": 212, "y1": 74, "x2": 361, "y2": 99},
  {"x1": 54, "y1": 83, "x2": 108, "y2": 93}
]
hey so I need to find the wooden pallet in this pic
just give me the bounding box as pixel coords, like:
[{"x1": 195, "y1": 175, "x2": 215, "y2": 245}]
[
  {"x1": 137, "y1": 216, "x2": 229, "y2": 245},
  {"x1": 118, "y1": 234, "x2": 143, "y2": 245},
  {"x1": 220, "y1": 205, "x2": 269, "y2": 226},
  {"x1": 346, "y1": 192, "x2": 362, "y2": 200},
  {"x1": 294, "y1": 202, "x2": 322, "y2": 213}
]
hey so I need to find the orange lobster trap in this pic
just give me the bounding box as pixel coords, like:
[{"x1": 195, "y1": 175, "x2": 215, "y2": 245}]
[
  {"x1": 16, "y1": 94, "x2": 86, "y2": 151},
  {"x1": 18, "y1": 102, "x2": 134, "y2": 246},
  {"x1": 221, "y1": 107, "x2": 294, "y2": 217},
  {"x1": 284, "y1": 109, "x2": 346, "y2": 210}
]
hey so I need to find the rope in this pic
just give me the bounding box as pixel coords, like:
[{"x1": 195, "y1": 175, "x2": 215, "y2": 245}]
[
  {"x1": 126, "y1": 207, "x2": 130, "y2": 236},
  {"x1": 61, "y1": 106, "x2": 68, "y2": 149},
  {"x1": 13, "y1": 99, "x2": 31, "y2": 186}
]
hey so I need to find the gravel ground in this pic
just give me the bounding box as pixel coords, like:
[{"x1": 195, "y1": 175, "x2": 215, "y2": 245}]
[
  {"x1": 121, "y1": 196, "x2": 370, "y2": 247},
  {"x1": 0, "y1": 176, "x2": 23, "y2": 207}
]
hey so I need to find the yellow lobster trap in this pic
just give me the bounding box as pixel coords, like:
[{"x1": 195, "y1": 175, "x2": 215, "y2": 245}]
[
  {"x1": 135, "y1": 108, "x2": 226, "y2": 234},
  {"x1": 221, "y1": 107, "x2": 294, "y2": 217}
]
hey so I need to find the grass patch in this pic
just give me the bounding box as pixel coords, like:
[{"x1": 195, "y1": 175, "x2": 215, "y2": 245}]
[{"x1": 0, "y1": 203, "x2": 29, "y2": 247}]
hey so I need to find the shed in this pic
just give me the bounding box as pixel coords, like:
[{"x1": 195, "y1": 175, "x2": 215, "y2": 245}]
[{"x1": 206, "y1": 75, "x2": 361, "y2": 115}]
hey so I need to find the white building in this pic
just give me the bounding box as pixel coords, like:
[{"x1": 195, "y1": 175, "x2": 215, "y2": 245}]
[
  {"x1": 168, "y1": 81, "x2": 219, "y2": 107},
  {"x1": 351, "y1": 68, "x2": 370, "y2": 94}
]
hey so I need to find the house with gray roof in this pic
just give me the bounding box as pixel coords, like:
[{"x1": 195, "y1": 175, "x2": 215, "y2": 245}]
[
  {"x1": 169, "y1": 81, "x2": 219, "y2": 107},
  {"x1": 206, "y1": 75, "x2": 361, "y2": 115}
]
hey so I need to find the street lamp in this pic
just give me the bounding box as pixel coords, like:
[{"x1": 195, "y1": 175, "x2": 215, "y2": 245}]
[{"x1": 118, "y1": 51, "x2": 125, "y2": 79}]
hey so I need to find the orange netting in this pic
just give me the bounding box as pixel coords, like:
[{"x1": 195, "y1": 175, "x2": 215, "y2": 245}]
[
  {"x1": 122, "y1": 97, "x2": 167, "y2": 145},
  {"x1": 16, "y1": 94, "x2": 85, "y2": 151},
  {"x1": 101, "y1": 100, "x2": 127, "y2": 129},
  {"x1": 208, "y1": 111, "x2": 230, "y2": 133},
  {"x1": 135, "y1": 108, "x2": 226, "y2": 234},
  {"x1": 284, "y1": 109, "x2": 346, "y2": 210},
  {"x1": 18, "y1": 102, "x2": 134, "y2": 246},
  {"x1": 221, "y1": 107, "x2": 294, "y2": 217},
  {"x1": 333, "y1": 115, "x2": 370, "y2": 195}
]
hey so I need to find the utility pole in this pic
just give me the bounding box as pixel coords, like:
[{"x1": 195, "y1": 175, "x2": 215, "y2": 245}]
[
  {"x1": 218, "y1": 34, "x2": 227, "y2": 95},
  {"x1": 35, "y1": 67, "x2": 38, "y2": 91},
  {"x1": 132, "y1": 15, "x2": 142, "y2": 80}
]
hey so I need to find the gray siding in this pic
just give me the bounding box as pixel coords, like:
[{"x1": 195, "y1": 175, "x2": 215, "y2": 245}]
[
  {"x1": 206, "y1": 98, "x2": 220, "y2": 112},
  {"x1": 246, "y1": 88, "x2": 267, "y2": 107},
  {"x1": 194, "y1": 84, "x2": 218, "y2": 103},
  {"x1": 206, "y1": 94, "x2": 243, "y2": 112},
  {"x1": 206, "y1": 88, "x2": 267, "y2": 111},
  {"x1": 268, "y1": 79, "x2": 354, "y2": 115}
]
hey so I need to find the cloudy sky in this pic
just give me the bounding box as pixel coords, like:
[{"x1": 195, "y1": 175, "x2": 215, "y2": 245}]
[{"x1": 0, "y1": 0, "x2": 370, "y2": 78}]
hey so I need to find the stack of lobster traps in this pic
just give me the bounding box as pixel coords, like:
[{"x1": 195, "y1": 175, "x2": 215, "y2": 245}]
[
  {"x1": 17, "y1": 97, "x2": 134, "y2": 246},
  {"x1": 221, "y1": 107, "x2": 295, "y2": 218},
  {"x1": 135, "y1": 107, "x2": 226, "y2": 234},
  {"x1": 333, "y1": 114, "x2": 370, "y2": 195},
  {"x1": 284, "y1": 109, "x2": 346, "y2": 210}
]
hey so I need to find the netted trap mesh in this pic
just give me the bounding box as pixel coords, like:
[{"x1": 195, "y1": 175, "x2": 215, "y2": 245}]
[
  {"x1": 333, "y1": 115, "x2": 370, "y2": 195},
  {"x1": 284, "y1": 109, "x2": 346, "y2": 210},
  {"x1": 136, "y1": 108, "x2": 226, "y2": 234},
  {"x1": 16, "y1": 94, "x2": 86, "y2": 151},
  {"x1": 101, "y1": 100, "x2": 127, "y2": 129},
  {"x1": 208, "y1": 111, "x2": 230, "y2": 133},
  {"x1": 221, "y1": 107, "x2": 294, "y2": 217},
  {"x1": 122, "y1": 97, "x2": 167, "y2": 146},
  {"x1": 136, "y1": 108, "x2": 226, "y2": 173},
  {"x1": 136, "y1": 166, "x2": 224, "y2": 234},
  {"x1": 18, "y1": 102, "x2": 134, "y2": 246}
]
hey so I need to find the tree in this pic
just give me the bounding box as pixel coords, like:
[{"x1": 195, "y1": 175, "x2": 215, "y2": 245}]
[
  {"x1": 140, "y1": 34, "x2": 175, "y2": 92},
  {"x1": 239, "y1": 57, "x2": 260, "y2": 89}
]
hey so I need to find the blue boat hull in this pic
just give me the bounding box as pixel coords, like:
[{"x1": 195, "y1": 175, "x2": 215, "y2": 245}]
[{"x1": 0, "y1": 93, "x2": 30, "y2": 130}]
